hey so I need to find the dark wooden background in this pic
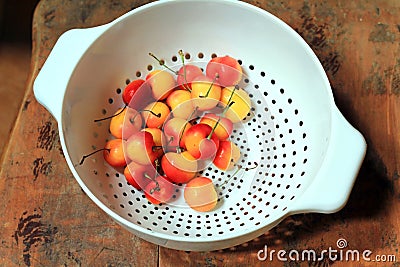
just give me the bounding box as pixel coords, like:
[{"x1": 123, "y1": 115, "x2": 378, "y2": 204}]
[{"x1": 0, "y1": 0, "x2": 399, "y2": 266}]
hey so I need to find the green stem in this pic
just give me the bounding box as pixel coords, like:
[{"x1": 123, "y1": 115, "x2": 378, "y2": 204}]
[
  {"x1": 178, "y1": 50, "x2": 192, "y2": 92},
  {"x1": 149, "y1": 52, "x2": 178, "y2": 75},
  {"x1": 217, "y1": 165, "x2": 242, "y2": 188},
  {"x1": 207, "y1": 117, "x2": 221, "y2": 140},
  {"x1": 177, "y1": 106, "x2": 199, "y2": 149},
  {"x1": 144, "y1": 173, "x2": 155, "y2": 181},
  {"x1": 217, "y1": 162, "x2": 258, "y2": 188},
  {"x1": 222, "y1": 85, "x2": 239, "y2": 115},
  {"x1": 200, "y1": 73, "x2": 219, "y2": 98}
]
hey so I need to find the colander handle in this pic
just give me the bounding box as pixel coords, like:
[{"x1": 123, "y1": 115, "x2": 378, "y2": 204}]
[
  {"x1": 33, "y1": 24, "x2": 111, "y2": 122},
  {"x1": 288, "y1": 108, "x2": 366, "y2": 214}
]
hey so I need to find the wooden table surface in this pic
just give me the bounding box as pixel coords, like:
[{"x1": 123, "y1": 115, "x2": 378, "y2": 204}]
[{"x1": 0, "y1": 0, "x2": 399, "y2": 266}]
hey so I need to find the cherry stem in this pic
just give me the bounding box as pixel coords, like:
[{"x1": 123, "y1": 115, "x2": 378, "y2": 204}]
[
  {"x1": 141, "y1": 109, "x2": 161, "y2": 118},
  {"x1": 149, "y1": 52, "x2": 178, "y2": 75},
  {"x1": 178, "y1": 50, "x2": 192, "y2": 92},
  {"x1": 176, "y1": 106, "x2": 199, "y2": 149},
  {"x1": 152, "y1": 145, "x2": 164, "y2": 152},
  {"x1": 207, "y1": 117, "x2": 221, "y2": 140},
  {"x1": 144, "y1": 173, "x2": 153, "y2": 180},
  {"x1": 222, "y1": 101, "x2": 235, "y2": 116},
  {"x1": 222, "y1": 84, "x2": 239, "y2": 115},
  {"x1": 79, "y1": 148, "x2": 110, "y2": 165},
  {"x1": 94, "y1": 105, "x2": 126, "y2": 122},
  {"x1": 149, "y1": 179, "x2": 160, "y2": 194},
  {"x1": 217, "y1": 162, "x2": 258, "y2": 188},
  {"x1": 200, "y1": 73, "x2": 219, "y2": 98},
  {"x1": 154, "y1": 158, "x2": 161, "y2": 175}
]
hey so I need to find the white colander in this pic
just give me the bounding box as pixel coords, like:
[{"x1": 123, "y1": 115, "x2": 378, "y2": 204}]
[{"x1": 33, "y1": 0, "x2": 366, "y2": 251}]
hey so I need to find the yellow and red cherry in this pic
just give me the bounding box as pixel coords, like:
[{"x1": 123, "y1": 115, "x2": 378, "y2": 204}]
[
  {"x1": 146, "y1": 70, "x2": 176, "y2": 100},
  {"x1": 144, "y1": 175, "x2": 174, "y2": 205},
  {"x1": 166, "y1": 89, "x2": 194, "y2": 119},
  {"x1": 183, "y1": 123, "x2": 220, "y2": 160},
  {"x1": 220, "y1": 86, "x2": 251, "y2": 123},
  {"x1": 125, "y1": 131, "x2": 157, "y2": 165},
  {"x1": 122, "y1": 79, "x2": 145, "y2": 105},
  {"x1": 190, "y1": 75, "x2": 221, "y2": 111},
  {"x1": 103, "y1": 139, "x2": 127, "y2": 168},
  {"x1": 109, "y1": 107, "x2": 142, "y2": 139},
  {"x1": 142, "y1": 101, "x2": 170, "y2": 128},
  {"x1": 184, "y1": 176, "x2": 218, "y2": 212},
  {"x1": 161, "y1": 151, "x2": 197, "y2": 184},
  {"x1": 177, "y1": 64, "x2": 203, "y2": 90},
  {"x1": 162, "y1": 117, "x2": 192, "y2": 149},
  {"x1": 199, "y1": 113, "x2": 233, "y2": 140},
  {"x1": 142, "y1": 127, "x2": 164, "y2": 157},
  {"x1": 206, "y1": 55, "x2": 243, "y2": 87},
  {"x1": 124, "y1": 161, "x2": 155, "y2": 190},
  {"x1": 212, "y1": 140, "x2": 241, "y2": 171}
]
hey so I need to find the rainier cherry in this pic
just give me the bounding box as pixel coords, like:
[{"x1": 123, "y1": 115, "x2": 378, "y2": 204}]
[
  {"x1": 161, "y1": 151, "x2": 198, "y2": 184},
  {"x1": 183, "y1": 123, "x2": 220, "y2": 160},
  {"x1": 162, "y1": 117, "x2": 192, "y2": 150},
  {"x1": 220, "y1": 86, "x2": 251, "y2": 123},
  {"x1": 109, "y1": 107, "x2": 142, "y2": 139},
  {"x1": 177, "y1": 64, "x2": 203, "y2": 90},
  {"x1": 142, "y1": 101, "x2": 170, "y2": 128},
  {"x1": 122, "y1": 79, "x2": 145, "y2": 105},
  {"x1": 142, "y1": 127, "x2": 164, "y2": 158},
  {"x1": 199, "y1": 113, "x2": 233, "y2": 140},
  {"x1": 124, "y1": 161, "x2": 155, "y2": 190},
  {"x1": 206, "y1": 55, "x2": 243, "y2": 87},
  {"x1": 212, "y1": 140, "x2": 241, "y2": 171},
  {"x1": 190, "y1": 75, "x2": 221, "y2": 111},
  {"x1": 125, "y1": 131, "x2": 157, "y2": 165},
  {"x1": 166, "y1": 89, "x2": 194, "y2": 119},
  {"x1": 103, "y1": 139, "x2": 127, "y2": 168},
  {"x1": 144, "y1": 175, "x2": 174, "y2": 204},
  {"x1": 146, "y1": 70, "x2": 176, "y2": 100},
  {"x1": 184, "y1": 176, "x2": 218, "y2": 212}
]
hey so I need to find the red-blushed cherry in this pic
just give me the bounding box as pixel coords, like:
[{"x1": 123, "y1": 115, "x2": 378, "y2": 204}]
[
  {"x1": 146, "y1": 70, "x2": 176, "y2": 100},
  {"x1": 122, "y1": 79, "x2": 145, "y2": 105},
  {"x1": 109, "y1": 107, "x2": 142, "y2": 140},
  {"x1": 199, "y1": 113, "x2": 233, "y2": 140},
  {"x1": 206, "y1": 55, "x2": 243, "y2": 87},
  {"x1": 103, "y1": 139, "x2": 127, "y2": 168},
  {"x1": 212, "y1": 140, "x2": 241, "y2": 171},
  {"x1": 161, "y1": 151, "x2": 198, "y2": 184},
  {"x1": 166, "y1": 89, "x2": 194, "y2": 119},
  {"x1": 220, "y1": 86, "x2": 251, "y2": 123},
  {"x1": 162, "y1": 117, "x2": 192, "y2": 149},
  {"x1": 183, "y1": 123, "x2": 220, "y2": 160},
  {"x1": 184, "y1": 176, "x2": 218, "y2": 212},
  {"x1": 142, "y1": 101, "x2": 170, "y2": 128},
  {"x1": 190, "y1": 75, "x2": 221, "y2": 111},
  {"x1": 176, "y1": 64, "x2": 203, "y2": 90},
  {"x1": 123, "y1": 161, "x2": 156, "y2": 190},
  {"x1": 125, "y1": 131, "x2": 157, "y2": 165},
  {"x1": 144, "y1": 175, "x2": 174, "y2": 205},
  {"x1": 142, "y1": 127, "x2": 164, "y2": 158}
]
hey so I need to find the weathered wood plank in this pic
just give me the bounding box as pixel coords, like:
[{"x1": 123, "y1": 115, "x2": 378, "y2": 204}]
[{"x1": 0, "y1": 1, "x2": 158, "y2": 266}]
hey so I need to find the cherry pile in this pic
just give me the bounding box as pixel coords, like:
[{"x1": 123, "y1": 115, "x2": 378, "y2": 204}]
[{"x1": 100, "y1": 51, "x2": 252, "y2": 212}]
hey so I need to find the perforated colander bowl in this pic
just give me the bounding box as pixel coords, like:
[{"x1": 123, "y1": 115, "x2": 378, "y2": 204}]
[{"x1": 33, "y1": 0, "x2": 366, "y2": 251}]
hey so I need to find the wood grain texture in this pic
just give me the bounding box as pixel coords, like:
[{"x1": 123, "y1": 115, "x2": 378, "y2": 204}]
[{"x1": 0, "y1": 0, "x2": 398, "y2": 266}]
